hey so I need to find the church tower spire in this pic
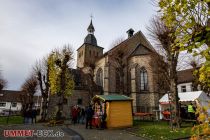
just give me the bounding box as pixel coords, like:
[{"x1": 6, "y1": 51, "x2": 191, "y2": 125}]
[
  {"x1": 77, "y1": 18, "x2": 104, "y2": 68},
  {"x1": 84, "y1": 19, "x2": 97, "y2": 46},
  {"x1": 87, "y1": 19, "x2": 95, "y2": 34}
]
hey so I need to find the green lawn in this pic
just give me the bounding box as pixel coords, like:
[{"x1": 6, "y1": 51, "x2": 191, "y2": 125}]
[
  {"x1": 130, "y1": 120, "x2": 192, "y2": 140},
  {"x1": 0, "y1": 116, "x2": 23, "y2": 125}
]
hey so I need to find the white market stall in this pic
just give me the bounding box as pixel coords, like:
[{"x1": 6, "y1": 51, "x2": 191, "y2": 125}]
[{"x1": 159, "y1": 91, "x2": 210, "y2": 120}]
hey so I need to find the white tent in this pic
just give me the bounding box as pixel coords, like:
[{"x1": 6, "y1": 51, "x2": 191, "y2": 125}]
[{"x1": 159, "y1": 91, "x2": 210, "y2": 119}]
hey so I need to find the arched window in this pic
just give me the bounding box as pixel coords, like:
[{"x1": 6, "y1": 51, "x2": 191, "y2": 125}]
[
  {"x1": 96, "y1": 68, "x2": 103, "y2": 87},
  {"x1": 140, "y1": 68, "x2": 148, "y2": 91}
]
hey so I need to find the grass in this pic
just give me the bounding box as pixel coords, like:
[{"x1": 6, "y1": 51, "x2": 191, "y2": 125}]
[
  {"x1": 0, "y1": 116, "x2": 23, "y2": 125},
  {"x1": 130, "y1": 120, "x2": 192, "y2": 140}
]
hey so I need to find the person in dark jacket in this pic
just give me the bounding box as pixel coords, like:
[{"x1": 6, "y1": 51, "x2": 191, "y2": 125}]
[
  {"x1": 80, "y1": 108, "x2": 85, "y2": 124},
  {"x1": 31, "y1": 109, "x2": 37, "y2": 124},
  {"x1": 85, "y1": 105, "x2": 94, "y2": 129}
]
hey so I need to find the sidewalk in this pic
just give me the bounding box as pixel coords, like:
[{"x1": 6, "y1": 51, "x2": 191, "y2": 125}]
[
  {"x1": 0, "y1": 122, "x2": 145, "y2": 140},
  {"x1": 0, "y1": 123, "x2": 80, "y2": 140},
  {"x1": 67, "y1": 123, "x2": 145, "y2": 140}
]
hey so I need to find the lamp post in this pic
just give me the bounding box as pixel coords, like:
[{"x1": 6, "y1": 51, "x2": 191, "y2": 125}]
[
  {"x1": 6, "y1": 102, "x2": 12, "y2": 124},
  {"x1": 167, "y1": 91, "x2": 173, "y2": 129}
]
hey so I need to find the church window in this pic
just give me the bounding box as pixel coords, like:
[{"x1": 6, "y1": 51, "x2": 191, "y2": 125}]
[
  {"x1": 140, "y1": 68, "x2": 148, "y2": 91},
  {"x1": 89, "y1": 50, "x2": 91, "y2": 56},
  {"x1": 96, "y1": 68, "x2": 103, "y2": 87}
]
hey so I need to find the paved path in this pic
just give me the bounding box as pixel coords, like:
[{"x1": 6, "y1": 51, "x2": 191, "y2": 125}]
[
  {"x1": 0, "y1": 124, "x2": 80, "y2": 140},
  {"x1": 0, "y1": 123, "x2": 145, "y2": 140},
  {"x1": 67, "y1": 124, "x2": 145, "y2": 140}
]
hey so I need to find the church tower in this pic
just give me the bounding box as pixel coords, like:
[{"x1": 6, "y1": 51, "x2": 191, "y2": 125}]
[{"x1": 77, "y1": 20, "x2": 104, "y2": 68}]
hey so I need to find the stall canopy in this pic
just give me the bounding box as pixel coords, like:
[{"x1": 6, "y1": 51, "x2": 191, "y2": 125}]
[
  {"x1": 159, "y1": 91, "x2": 209, "y2": 104},
  {"x1": 159, "y1": 91, "x2": 210, "y2": 117}
]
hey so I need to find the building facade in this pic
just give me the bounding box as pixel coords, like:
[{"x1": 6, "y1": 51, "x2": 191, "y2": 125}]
[
  {"x1": 177, "y1": 68, "x2": 201, "y2": 93},
  {"x1": 75, "y1": 20, "x2": 166, "y2": 113}
]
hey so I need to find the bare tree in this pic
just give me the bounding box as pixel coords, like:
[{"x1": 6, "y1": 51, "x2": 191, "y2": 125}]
[
  {"x1": 108, "y1": 46, "x2": 127, "y2": 94},
  {"x1": 0, "y1": 75, "x2": 7, "y2": 91},
  {"x1": 33, "y1": 58, "x2": 50, "y2": 121},
  {"x1": 20, "y1": 73, "x2": 38, "y2": 112},
  {"x1": 147, "y1": 16, "x2": 181, "y2": 128},
  {"x1": 109, "y1": 37, "x2": 125, "y2": 50}
]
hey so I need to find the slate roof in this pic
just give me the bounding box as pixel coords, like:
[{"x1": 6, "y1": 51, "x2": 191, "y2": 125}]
[
  {"x1": 102, "y1": 31, "x2": 156, "y2": 58},
  {"x1": 87, "y1": 19, "x2": 95, "y2": 33},
  {"x1": 177, "y1": 68, "x2": 194, "y2": 84},
  {"x1": 0, "y1": 90, "x2": 23, "y2": 102},
  {"x1": 84, "y1": 34, "x2": 97, "y2": 46},
  {"x1": 93, "y1": 94, "x2": 132, "y2": 102}
]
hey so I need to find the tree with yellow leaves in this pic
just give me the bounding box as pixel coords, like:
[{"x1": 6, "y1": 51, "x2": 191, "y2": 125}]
[{"x1": 48, "y1": 45, "x2": 74, "y2": 120}]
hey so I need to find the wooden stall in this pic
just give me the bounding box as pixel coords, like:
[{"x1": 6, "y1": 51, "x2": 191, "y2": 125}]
[{"x1": 92, "y1": 94, "x2": 133, "y2": 129}]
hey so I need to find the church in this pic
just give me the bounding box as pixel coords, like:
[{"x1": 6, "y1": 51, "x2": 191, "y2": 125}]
[
  {"x1": 66, "y1": 19, "x2": 167, "y2": 113},
  {"x1": 47, "y1": 20, "x2": 167, "y2": 118}
]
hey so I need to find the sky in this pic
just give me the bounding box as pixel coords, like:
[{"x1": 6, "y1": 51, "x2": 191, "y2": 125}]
[{"x1": 0, "y1": 0, "x2": 157, "y2": 90}]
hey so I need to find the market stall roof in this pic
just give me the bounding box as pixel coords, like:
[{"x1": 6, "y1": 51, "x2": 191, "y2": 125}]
[
  {"x1": 159, "y1": 91, "x2": 209, "y2": 103},
  {"x1": 93, "y1": 94, "x2": 133, "y2": 102}
]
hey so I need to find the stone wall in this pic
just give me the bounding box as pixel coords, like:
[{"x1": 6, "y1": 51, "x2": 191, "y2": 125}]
[
  {"x1": 129, "y1": 54, "x2": 161, "y2": 113},
  {"x1": 77, "y1": 44, "x2": 103, "y2": 68},
  {"x1": 46, "y1": 89, "x2": 100, "y2": 120}
]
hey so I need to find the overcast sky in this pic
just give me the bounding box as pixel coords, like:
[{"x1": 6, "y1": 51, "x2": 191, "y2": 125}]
[{"x1": 0, "y1": 0, "x2": 157, "y2": 90}]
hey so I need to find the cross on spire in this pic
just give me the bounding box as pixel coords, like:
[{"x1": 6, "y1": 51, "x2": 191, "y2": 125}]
[{"x1": 90, "y1": 14, "x2": 93, "y2": 20}]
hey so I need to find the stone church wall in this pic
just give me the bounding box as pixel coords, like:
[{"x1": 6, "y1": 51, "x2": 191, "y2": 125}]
[
  {"x1": 129, "y1": 55, "x2": 160, "y2": 112},
  {"x1": 46, "y1": 89, "x2": 99, "y2": 120}
]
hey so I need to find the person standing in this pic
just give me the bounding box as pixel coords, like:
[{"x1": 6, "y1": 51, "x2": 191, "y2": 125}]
[
  {"x1": 80, "y1": 108, "x2": 85, "y2": 124},
  {"x1": 31, "y1": 109, "x2": 37, "y2": 124},
  {"x1": 71, "y1": 105, "x2": 78, "y2": 125},
  {"x1": 188, "y1": 102, "x2": 195, "y2": 120},
  {"x1": 85, "y1": 105, "x2": 94, "y2": 129}
]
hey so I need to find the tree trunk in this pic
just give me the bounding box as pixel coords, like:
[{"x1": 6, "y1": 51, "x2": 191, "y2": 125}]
[
  {"x1": 119, "y1": 68, "x2": 124, "y2": 94},
  {"x1": 56, "y1": 60, "x2": 67, "y2": 120},
  {"x1": 37, "y1": 71, "x2": 49, "y2": 121},
  {"x1": 41, "y1": 97, "x2": 48, "y2": 121},
  {"x1": 169, "y1": 59, "x2": 180, "y2": 129},
  {"x1": 56, "y1": 93, "x2": 64, "y2": 120}
]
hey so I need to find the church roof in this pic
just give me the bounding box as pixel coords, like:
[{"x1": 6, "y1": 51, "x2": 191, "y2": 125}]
[
  {"x1": 103, "y1": 31, "x2": 156, "y2": 57},
  {"x1": 84, "y1": 34, "x2": 97, "y2": 46}
]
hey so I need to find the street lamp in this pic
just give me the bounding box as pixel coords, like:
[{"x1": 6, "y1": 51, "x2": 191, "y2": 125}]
[{"x1": 167, "y1": 91, "x2": 173, "y2": 129}]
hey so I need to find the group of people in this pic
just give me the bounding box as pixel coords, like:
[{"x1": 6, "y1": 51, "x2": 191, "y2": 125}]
[
  {"x1": 71, "y1": 105, "x2": 86, "y2": 125},
  {"x1": 162, "y1": 102, "x2": 197, "y2": 120},
  {"x1": 71, "y1": 104, "x2": 107, "y2": 129},
  {"x1": 23, "y1": 108, "x2": 37, "y2": 124},
  {"x1": 180, "y1": 102, "x2": 196, "y2": 120}
]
